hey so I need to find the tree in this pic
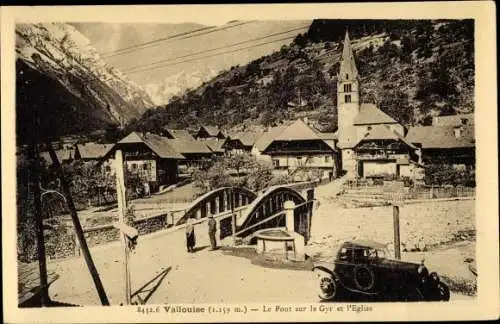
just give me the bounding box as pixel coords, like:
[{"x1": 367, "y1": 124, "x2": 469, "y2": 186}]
[{"x1": 192, "y1": 154, "x2": 293, "y2": 193}]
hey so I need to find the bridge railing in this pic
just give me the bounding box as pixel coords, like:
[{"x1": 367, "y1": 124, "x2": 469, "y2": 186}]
[{"x1": 175, "y1": 187, "x2": 257, "y2": 226}]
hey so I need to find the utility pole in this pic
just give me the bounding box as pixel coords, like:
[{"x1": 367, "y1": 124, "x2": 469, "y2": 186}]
[
  {"x1": 114, "y1": 150, "x2": 131, "y2": 305},
  {"x1": 47, "y1": 143, "x2": 110, "y2": 305}
]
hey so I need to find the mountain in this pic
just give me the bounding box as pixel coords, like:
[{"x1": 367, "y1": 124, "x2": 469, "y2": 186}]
[
  {"x1": 131, "y1": 19, "x2": 474, "y2": 134},
  {"x1": 15, "y1": 23, "x2": 155, "y2": 143},
  {"x1": 144, "y1": 68, "x2": 219, "y2": 105}
]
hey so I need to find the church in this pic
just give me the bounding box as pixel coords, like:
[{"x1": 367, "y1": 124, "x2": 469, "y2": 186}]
[{"x1": 336, "y1": 32, "x2": 421, "y2": 179}]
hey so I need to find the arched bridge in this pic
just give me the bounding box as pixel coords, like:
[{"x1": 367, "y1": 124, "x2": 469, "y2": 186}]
[
  {"x1": 221, "y1": 185, "x2": 315, "y2": 243},
  {"x1": 176, "y1": 186, "x2": 257, "y2": 225},
  {"x1": 175, "y1": 183, "x2": 315, "y2": 244}
]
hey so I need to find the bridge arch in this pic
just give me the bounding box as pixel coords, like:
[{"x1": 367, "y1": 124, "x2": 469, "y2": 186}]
[
  {"x1": 233, "y1": 185, "x2": 307, "y2": 239},
  {"x1": 176, "y1": 186, "x2": 257, "y2": 225}
]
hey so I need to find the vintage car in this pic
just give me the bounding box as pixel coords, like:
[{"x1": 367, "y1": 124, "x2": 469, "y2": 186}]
[{"x1": 312, "y1": 240, "x2": 450, "y2": 302}]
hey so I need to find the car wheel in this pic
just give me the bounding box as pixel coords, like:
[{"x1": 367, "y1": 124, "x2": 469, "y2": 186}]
[
  {"x1": 437, "y1": 282, "x2": 450, "y2": 301},
  {"x1": 317, "y1": 273, "x2": 337, "y2": 301}
]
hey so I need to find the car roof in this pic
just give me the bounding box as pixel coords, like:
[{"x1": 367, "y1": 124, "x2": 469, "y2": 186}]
[{"x1": 343, "y1": 240, "x2": 388, "y2": 250}]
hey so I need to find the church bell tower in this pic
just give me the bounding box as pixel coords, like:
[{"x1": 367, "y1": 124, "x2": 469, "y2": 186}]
[{"x1": 337, "y1": 31, "x2": 360, "y2": 148}]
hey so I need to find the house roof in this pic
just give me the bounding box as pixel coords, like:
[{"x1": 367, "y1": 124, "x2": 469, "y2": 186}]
[
  {"x1": 199, "y1": 125, "x2": 222, "y2": 137},
  {"x1": 229, "y1": 131, "x2": 265, "y2": 147},
  {"x1": 118, "y1": 132, "x2": 185, "y2": 159},
  {"x1": 165, "y1": 138, "x2": 212, "y2": 155},
  {"x1": 76, "y1": 143, "x2": 114, "y2": 160},
  {"x1": 356, "y1": 125, "x2": 416, "y2": 149},
  {"x1": 432, "y1": 113, "x2": 474, "y2": 127},
  {"x1": 163, "y1": 128, "x2": 195, "y2": 141},
  {"x1": 39, "y1": 148, "x2": 74, "y2": 164},
  {"x1": 204, "y1": 139, "x2": 226, "y2": 153},
  {"x1": 353, "y1": 103, "x2": 398, "y2": 125},
  {"x1": 406, "y1": 125, "x2": 475, "y2": 149},
  {"x1": 254, "y1": 126, "x2": 287, "y2": 152},
  {"x1": 317, "y1": 132, "x2": 337, "y2": 141},
  {"x1": 274, "y1": 119, "x2": 322, "y2": 141},
  {"x1": 337, "y1": 127, "x2": 360, "y2": 149}
]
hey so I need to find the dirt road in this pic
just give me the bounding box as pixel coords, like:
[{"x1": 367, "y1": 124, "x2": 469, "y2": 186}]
[{"x1": 46, "y1": 178, "x2": 475, "y2": 305}]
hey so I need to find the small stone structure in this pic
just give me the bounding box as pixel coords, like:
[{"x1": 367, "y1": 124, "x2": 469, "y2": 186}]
[{"x1": 254, "y1": 200, "x2": 306, "y2": 262}]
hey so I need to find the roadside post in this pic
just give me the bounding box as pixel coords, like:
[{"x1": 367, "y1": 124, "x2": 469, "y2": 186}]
[
  {"x1": 230, "y1": 187, "x2": 237, "y2": 244},
  {"x1": 114, "y1": 150, "x2": 136, "y2": 305},
  {"x1": 31, "y1": 144, "x2": 49, "y2": 306},
  {"x1": 47, "y1": 143, "x2": 110, "y2": 306},
  {"x1": 393, "y1": 203, "x2": 401, "y2": 260}
]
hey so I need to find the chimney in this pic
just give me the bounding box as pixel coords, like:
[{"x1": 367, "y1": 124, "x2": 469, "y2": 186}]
[{"x1": 303, "y1": 117, "x2": 308, "y2": 125}]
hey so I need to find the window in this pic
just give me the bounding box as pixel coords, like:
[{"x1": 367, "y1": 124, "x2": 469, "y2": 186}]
[
  {"x1": 143, "y1": 163, "x2": 150, "y2": 170},
  {"x1": 325, "y1": 155, "x2": 331, "y2": 163},
  {"x1": 346, "y1": 73, "x2": 349, "y2": 80},
  {"x1": 338, "y1": 248, "x2": 353, "y2": 262},
  {"x1": 345, "y1": 95, "x2": 351, "y2": 103},
  {"x1": 367, "y1": 126, "x2": 372, "y2": 131},
  {"x1": 272, "y1": 159, "x2": 280, "y2": 167},
  {"x1": 344, "y1": 83, "x2": 352, "y2": 92},
  {"x1": 131, "y1": 163, "x2": 137, "y2": 170}
]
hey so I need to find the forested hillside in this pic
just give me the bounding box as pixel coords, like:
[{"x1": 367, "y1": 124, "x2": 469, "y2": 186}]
[{"x1": 131, "y1": 19, "x2": 474, "y2": 133}]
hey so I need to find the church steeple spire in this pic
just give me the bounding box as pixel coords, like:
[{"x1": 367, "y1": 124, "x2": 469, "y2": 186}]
[
  {"x1": 339, "y1": 31, "x2": 359, "y2": 80},
  {"x1": 337, "y1": 29, "x2": 361, "y2": 149}
]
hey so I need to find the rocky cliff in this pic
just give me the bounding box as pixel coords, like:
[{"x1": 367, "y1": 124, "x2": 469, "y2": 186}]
[{"x1": 16, "y1": 23, "x2": 155, "y2": 142}]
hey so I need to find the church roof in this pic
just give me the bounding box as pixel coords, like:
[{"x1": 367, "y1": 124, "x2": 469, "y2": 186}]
[{"x1": 353, "y1": 103, "x2": 399, "y2": 125}]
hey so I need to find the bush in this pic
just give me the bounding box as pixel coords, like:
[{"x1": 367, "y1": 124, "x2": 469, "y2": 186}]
[
  {"x1": 424, "y1": 164, "x2": 475, "y2": 187},
  {"x1": 192, "y1": 153, "x2": 293, "y2": 193}
]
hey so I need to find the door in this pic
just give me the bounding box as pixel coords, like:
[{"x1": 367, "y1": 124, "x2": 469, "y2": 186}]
[{"x1": 358, "y1": 161, "x2": 364, "y2": 178}]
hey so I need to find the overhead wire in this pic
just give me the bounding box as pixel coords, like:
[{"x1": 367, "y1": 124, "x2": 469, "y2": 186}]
[
  {"x1": 124, "y1": 34, "x2": 298, "y2": 75},
  {"x1": 102, "y1": 21, "x2": 254, "y2": 58},
  {"x1": 121, "y1": 24, "x2": 310, "y2": 73}
]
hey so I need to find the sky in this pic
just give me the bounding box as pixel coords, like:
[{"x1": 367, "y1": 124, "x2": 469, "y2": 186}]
[{"x1": 72, "y1": 20, "x2": 311, "y2": 86}]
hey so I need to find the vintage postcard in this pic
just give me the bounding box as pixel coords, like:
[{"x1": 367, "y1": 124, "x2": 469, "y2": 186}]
[{"x1": 1, "y1": 2, "x2": 498, "y2": 323}]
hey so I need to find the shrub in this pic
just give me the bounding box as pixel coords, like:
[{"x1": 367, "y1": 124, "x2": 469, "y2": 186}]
[
  {"x1": 192, "y1": 153, "x2": 293, "y2": 193},
  {"x1": 424, "y1": 164, "x2": 475, "y2": 187}
]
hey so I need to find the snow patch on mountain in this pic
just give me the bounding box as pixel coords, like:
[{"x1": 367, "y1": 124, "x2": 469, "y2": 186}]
[
  {"x1": 144, "y1": 68, "x2": 219, "y2": 105},
  {"x1": 16, "y1": 23, "x2": 155, "y2": 124}
]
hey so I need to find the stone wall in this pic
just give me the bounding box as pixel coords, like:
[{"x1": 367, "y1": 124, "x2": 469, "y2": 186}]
[{"x1": 45, "y1": 212, "x2": 173, "y2": 260}]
